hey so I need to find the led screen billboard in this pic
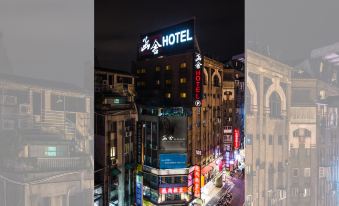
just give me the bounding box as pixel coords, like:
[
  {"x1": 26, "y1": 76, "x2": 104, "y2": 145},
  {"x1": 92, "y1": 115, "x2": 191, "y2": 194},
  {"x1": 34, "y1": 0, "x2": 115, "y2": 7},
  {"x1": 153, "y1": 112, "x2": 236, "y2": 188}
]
[
  {"x1": 138, "y1": 19, "x2": 195, "y2": 59},
  {"x1": 159, "y1": 116, "x2": 187, "y2": 153},
  {"x1": 159, "y1": 153, "x2": 187, "y2": 169}
]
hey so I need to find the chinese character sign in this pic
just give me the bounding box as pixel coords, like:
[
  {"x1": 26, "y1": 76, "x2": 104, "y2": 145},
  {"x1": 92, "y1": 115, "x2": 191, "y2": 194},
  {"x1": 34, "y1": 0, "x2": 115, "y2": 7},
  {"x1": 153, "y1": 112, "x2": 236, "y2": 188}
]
[
  {"x1": 193, "y1": 52, "x2": 203, "y2": 107},
  {"x1": 234, "y1": 128, "x2": 240, "y2": 149},
  {"x1": 136, "y1": 174, "x2": 143, "y2": 206},
  {"x1": 138, "y1": 19, "x2": 195, "y2": 59},
  {"x1": 193, "y1": 165, "x2": 201, "y2": 198}
]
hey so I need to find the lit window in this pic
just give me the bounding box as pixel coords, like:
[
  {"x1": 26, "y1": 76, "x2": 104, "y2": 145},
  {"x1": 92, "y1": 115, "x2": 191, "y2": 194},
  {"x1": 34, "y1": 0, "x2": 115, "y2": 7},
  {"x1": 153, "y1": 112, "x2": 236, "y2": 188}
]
[
  {"x1": 165, "y1": 80, "x2": 172, "y2": 85},
  {"x1": 180, "y1": 62, "x2": 187, "y2": 69},
  {"x1": 155, "y1": 66, "x2": 161, "y2": 72},
  {"x1": 45, "y1": 146, "x2": 57, "y2": 157},
  {"x1": 141, "y1": 68, "x2": 146, "y2": 74},
  {"x1": 165, "y1": 65, "x2": 171, "y2": 71},
  {"x1": 165, "y1": 93, "x2": 171, "y2": 98},
  {"x1": 156, "y1": 80, "x2": 160, "y2": 85},
  {"x1": 180, "y1": 92, "x2": 187, "y2": 98},
  {"x1": 136, "y1": 69, "x2": 141, "y2": 74},
  {"x1": 179, "y1": 78, "x2": 187, "y2": 84}
]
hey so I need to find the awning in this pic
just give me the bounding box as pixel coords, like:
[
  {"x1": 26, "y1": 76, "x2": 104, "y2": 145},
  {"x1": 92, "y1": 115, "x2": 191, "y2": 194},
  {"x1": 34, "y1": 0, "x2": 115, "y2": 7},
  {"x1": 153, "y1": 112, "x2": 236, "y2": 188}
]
[{"x1": 111, "y1": 168, "x2": 121, "y2": 176}]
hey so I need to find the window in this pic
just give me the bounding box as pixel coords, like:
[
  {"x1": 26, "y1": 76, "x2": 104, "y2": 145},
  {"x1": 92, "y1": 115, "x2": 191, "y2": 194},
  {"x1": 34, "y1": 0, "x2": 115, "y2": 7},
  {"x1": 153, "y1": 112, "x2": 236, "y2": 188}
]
[
  {"x1": 180, "y1": 92, "x2": 187, "y2": 98},
  {"x1": 45, "y1": 146, "x2": 57, "y2": 157},
  {"x1": 140, "y1": 68, "x2": 146, "y2": 73},
  {"x1": 165, "y1": 93, "x2": 171, "y2": 99},
  {"x1": 269, "y1": 92, "x2": 281, "y2": 118},
  {"x1": 278, "y1": 135, "x2": 283, "y2": 145},
  {"x1": 179, "y1": 78, "x2": 187, "y2": 84},
  {"x1": 180, "y1": 62, "x2": 187, "y2": 69},
  {"x1": 165, "y1": 65, "x2": 171, "y2": 71},
  {"x1": 213, "y1": 75, "x2": 220, "y2": 87},
  {"x1": 155, "y1": 80, "x2": 160, "y2": 85},
  {"x1": 155, "y1": 66, "x2": 161, "y2": 72},
  {"x1": 136, "y1": 69, "x2": 140, "y2": 74},
  {"x1": 165, "y1": 80, "x2": 172, "y2": 85},
  {"x1": 269, "y1": 135, "x2": 273, "y2": 145},
  {"x1": 292, "y1": 168, "x2": 299, "y2": 177},
  {"x1": 304, "y1": 168, "x2": 311, "y2": 177}
]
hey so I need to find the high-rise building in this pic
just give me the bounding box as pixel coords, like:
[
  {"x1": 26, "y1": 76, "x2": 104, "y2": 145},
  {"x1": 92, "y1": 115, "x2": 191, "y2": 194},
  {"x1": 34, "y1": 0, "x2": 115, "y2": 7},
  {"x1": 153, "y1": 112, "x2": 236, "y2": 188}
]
[
  {"x1": 133, "y1": 19, "x2": 227, "y2": 206},
  {"x1": 94, "y1": 68, "x2": 137, "y2": 206}
]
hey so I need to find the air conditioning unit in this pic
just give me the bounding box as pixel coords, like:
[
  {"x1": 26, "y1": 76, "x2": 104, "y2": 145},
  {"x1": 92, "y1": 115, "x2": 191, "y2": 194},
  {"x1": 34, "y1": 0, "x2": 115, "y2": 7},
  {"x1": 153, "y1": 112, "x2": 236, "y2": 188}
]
[
  {"x1": 4, "y1": 95, "x2": 17, "y2": 105},
  {"x1": 102, "y1": 80, "x2": 108, "y2": 85},
  {"x1": 20, "y1": 104, "x2": 31, "y2": 114}
]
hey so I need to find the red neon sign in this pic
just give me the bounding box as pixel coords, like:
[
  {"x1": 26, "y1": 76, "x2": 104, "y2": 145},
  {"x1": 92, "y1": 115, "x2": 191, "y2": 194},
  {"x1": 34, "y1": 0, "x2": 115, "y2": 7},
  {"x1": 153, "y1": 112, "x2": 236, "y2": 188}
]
[
  {"x1": 193, "y1": 165, "x2": 201, "y2": 198},
  {"x1": 234, "y1": 128, "x2": 240, "y2": 149},
  {"x1": 159, "y1": 187, "x2": 188, "y2": 194}
]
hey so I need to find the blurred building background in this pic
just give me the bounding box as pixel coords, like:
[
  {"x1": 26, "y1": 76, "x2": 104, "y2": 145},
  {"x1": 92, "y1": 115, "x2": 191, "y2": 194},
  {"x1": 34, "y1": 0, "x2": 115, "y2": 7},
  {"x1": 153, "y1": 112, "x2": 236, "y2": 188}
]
[{"x1": 0, "y1": 73, "x2": 93, "y2": 206}]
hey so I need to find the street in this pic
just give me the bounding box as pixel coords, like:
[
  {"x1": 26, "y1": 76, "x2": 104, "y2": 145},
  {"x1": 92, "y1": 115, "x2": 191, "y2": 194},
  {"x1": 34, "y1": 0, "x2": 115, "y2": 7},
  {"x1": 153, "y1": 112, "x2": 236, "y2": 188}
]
[{"x1": 205, "y1": 174, "x2": 244, "y2": 206}]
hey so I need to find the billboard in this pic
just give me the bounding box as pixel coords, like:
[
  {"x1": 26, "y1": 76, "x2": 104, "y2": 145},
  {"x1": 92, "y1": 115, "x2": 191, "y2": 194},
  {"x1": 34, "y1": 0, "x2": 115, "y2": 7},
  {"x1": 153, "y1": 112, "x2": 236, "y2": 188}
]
[
  {"x1": 159, "y1": 116, "x2": 187, "y2": 153},
  {"x1": 159, "y1": 153, "x2": 187, "y2": 169},
  {"x1": 192, "y1": 52, "x2": 203, "y2": 107},
  {"x1": 138, "y1": 19, "x2": 195, "y2": 59}
]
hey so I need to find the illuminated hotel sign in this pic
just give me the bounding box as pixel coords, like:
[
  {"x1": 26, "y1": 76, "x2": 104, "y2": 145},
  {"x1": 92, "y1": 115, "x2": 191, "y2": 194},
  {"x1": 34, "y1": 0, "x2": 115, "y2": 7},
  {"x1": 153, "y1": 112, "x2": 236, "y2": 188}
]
[
  {"x1": 138, "y1": 19, "x2": 195, "y2": 59},
  {"x1": 193, "y1": 52, "x2": 203, "y2": 107}
]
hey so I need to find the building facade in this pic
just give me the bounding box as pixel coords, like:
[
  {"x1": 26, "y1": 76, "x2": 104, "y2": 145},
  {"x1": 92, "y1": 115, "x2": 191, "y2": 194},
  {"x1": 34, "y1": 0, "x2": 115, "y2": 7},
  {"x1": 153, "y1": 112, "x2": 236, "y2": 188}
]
[
  {"x1": 94, "y1": 68, "x2": 137, "y2": 206},
  {"x1": 245, "y1": 50, "x2": 291, "y2": 206},
  {"x1": 135, "y1": 52, "x2": 225, "y2": 205},
  {"x1": 0, "y1": 73, "x2": 93, "y2": 206},
  {"x1": 288, "y1": 44, "x2": 339, "y2": 206},
  {"x1": 223, "y1": 57, "x2": 245, "y2": 172}
]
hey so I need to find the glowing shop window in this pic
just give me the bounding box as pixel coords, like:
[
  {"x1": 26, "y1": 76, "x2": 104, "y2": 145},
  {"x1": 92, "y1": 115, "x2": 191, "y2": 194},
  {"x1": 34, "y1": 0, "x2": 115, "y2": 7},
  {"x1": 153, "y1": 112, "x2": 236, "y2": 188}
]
[
  {"x1": 180, "y1": 62, "x2": 187, "y2": 69},
  {"x1": 180, "y1": 92, "x2": 187, "y2": 98},
  {"x1": 155, "y1": 66, "x2": 161, "y2": 72},
  {"x1": 165, "y1": 93, "x2": 171, "y2": 99},
  {"x1": 165, "y1": 65, "x2": 171, "y2": 71},
  {"x1": 45, "y1": 146, "x2": 57, "y2": 157},
  {"x1": 180, "y1": 78, "x2": 187, "y2": 84}
]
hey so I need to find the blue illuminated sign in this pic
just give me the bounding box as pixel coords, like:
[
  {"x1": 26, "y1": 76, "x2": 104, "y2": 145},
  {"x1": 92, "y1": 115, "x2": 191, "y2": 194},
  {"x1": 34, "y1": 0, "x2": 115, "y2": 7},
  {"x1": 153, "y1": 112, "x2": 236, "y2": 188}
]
[
  {"x1": 138, "y1": 19, "x2": 195, "y2": 59},
  {"x1": 159, "y1": 153, "x2": 187, "y2": 169},
  {"x1": 136, "y1": 174, "x2": 143, "y2": 206}
]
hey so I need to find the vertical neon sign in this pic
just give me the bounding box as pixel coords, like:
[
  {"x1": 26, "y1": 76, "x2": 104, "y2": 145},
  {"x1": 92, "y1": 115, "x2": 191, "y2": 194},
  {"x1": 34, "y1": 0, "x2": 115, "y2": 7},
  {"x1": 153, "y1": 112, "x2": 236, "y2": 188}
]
[
  {"x1": 234, "y1": 128, "x2": 240, "y2": 149},
  {"x1": 136, "y1": 174, "x2": 143, "y2": 206},
  {"x1": 193, "y1": 52, "x2": 203, "y2": 107},
  {"x1": 193, "y1": 165, "x2": 201, "y2": 198}
]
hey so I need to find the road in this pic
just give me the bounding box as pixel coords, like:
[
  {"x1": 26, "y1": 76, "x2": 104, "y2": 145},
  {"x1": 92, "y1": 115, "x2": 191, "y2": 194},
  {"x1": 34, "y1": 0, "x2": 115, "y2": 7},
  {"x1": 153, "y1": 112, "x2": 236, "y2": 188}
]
[{"x1": 205, "y1": 175, "x2": 244, "y2": 206}]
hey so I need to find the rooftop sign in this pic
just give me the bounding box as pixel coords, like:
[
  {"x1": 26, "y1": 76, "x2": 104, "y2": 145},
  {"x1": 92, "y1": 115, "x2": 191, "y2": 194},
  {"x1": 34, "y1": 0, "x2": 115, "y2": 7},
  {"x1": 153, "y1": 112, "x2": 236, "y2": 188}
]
[{"x1": 138, "y1": 19, "x2": 195, "y2": 59}]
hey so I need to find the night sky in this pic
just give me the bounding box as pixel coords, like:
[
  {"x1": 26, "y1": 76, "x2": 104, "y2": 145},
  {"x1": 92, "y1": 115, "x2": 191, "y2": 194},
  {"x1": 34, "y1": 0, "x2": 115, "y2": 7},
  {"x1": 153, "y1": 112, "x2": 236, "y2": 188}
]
[{"x1": 95, "y1": 0, "x2": 244, "y2": 71}]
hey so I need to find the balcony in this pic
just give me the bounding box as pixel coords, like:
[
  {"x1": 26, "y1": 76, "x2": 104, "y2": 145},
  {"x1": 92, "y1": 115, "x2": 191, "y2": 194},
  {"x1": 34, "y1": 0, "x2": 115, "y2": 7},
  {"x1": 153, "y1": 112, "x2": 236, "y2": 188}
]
[{"x1": 3, "y1": 156, "x2": 89, "y2": 172}]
